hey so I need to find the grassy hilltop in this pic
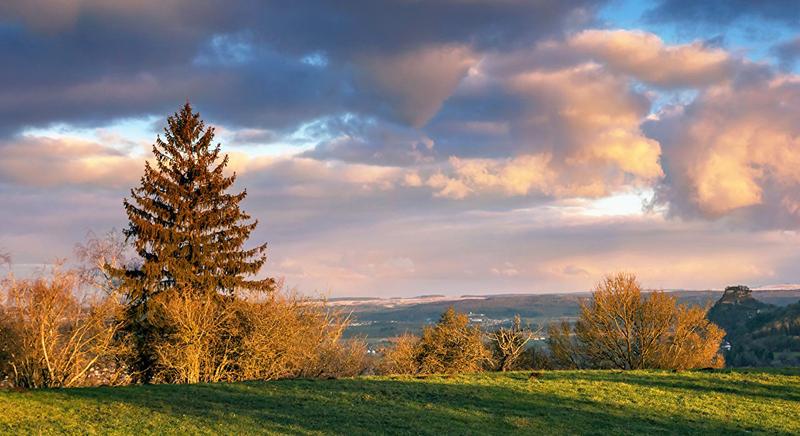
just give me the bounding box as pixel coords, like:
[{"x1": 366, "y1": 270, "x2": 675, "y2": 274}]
[{"x1": 1, "y1": 369, "x2": 798, "y2": 435}]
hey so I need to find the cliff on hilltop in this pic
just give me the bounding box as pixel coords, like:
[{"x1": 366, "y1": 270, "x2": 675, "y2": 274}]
[{"x1": 708, "y1": 285, "x2": 800, "y2": 367}]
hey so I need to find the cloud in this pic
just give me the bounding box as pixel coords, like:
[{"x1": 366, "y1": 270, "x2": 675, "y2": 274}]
[
  {"x1": 567, "y1": 29, "x2": 734, "y2": 87},
  {"x1": 426, "y1": 154, "x2": 556, "y2": 199},
  {"x1": 300, "y1": 116, "x2": 436, "y2": 166},
  {"x1": 774, "y1": 36, "x2": 800, "y2": 70},
  {"x1": 0, "y1": 0, "x2": 235, "y2": 33},
  {"x1": 0, "y1": 136, "x2": 142, "y2": 188},
  {"x1": 4, "y1": 0, "x2": 800, "y2": 296},
  {"x1": 0, "y1": 0, "x2": 604, "y2": 136},
  {"x1": 357, "y1": 45, "x2": 478, "y2": 127},
  {"x1": 505, "y1": 63, "x2": 662, "y2": 179},
  {"x1": 258, "y1": 204, "x2": 800, "y2": 295},
  {"x1": 491, "y1": 262, "x2": 519, "y2": 277},
  {"x1": 415, "y1": 56, "x2": 662, "y2": 200},
  {"x1": 646, "y1": 74, "x2": 800, "y2": 227}
]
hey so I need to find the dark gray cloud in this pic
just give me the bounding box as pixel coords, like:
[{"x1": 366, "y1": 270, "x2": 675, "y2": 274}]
[
  {"x1": 300, "y1": 116, "x2": 436, "y2": 166},
  {"x1": 243, "y1": 0, "x2": 603, "y2": 56},
  {"x1": 0, "y1": 0, "x2": 605, "y2": 137},
  {"x1": 773, "y1": 36, "x2": 800, "y2": 70}
]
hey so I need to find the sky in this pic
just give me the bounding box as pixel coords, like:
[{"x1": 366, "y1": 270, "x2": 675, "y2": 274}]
[{"x1": 1, "y1": 0, "x2": 800, "y2": 297}]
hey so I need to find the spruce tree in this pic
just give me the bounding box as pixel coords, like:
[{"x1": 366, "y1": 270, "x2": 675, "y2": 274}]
[{"x1": 113, "y1": 103, "x2": 275, "y2": 380}]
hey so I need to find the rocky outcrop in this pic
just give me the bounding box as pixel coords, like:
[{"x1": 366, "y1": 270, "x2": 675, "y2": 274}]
[
  {"x1": 717, "y1": 285, "x2": 756, "y2": 305},
  {"x1": 708, "y1": 285, "x2": 769, "y2": 349},
  {"x1": 707, "y1": 285, "x2": 800, "y2": 367}
]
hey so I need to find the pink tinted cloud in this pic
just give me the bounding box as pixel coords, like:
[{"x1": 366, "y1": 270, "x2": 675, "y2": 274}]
[
  {"x1": 568, "y1": 29, "x2": 734, "y2": 87},
  {"x1": 0, "y1": 136, "x2": 142, "y2": 188}
]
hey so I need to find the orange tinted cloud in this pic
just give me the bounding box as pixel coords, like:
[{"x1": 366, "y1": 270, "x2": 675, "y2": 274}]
[
  {"x1": 421, "y1": 60, "x2": 662, "y2": 199},
  {"x1": 650, "y1": 75, "x2": 800, "y2": 224},
  {"x1": 0, "y1": 136, "x2": 142, "y2": 188},
  {"x1": 568, "y1": 29, "x2": 733, "y2": 87}
]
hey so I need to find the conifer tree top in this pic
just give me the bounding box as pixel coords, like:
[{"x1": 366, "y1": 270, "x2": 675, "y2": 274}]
[{"x1": 113, "y1": 103, "x2": 275, "y2": 302}]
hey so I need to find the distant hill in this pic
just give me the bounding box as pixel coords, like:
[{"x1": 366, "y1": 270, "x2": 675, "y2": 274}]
[
  {"x1": 708, "y1": 286, "x2": 800, "y2": 367},
  {"x1": 341, "y1": 288, "x2": 800, "y2": 342},
  {"x1": 753, "y1": 283, "x2": 800, "y2": 291},
  {"x1": 339, "y1": 293, "x2": 586, "y2": 341}
]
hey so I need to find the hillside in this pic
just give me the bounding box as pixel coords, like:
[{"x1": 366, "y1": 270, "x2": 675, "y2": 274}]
[
  {"x1": 340, "y1": 293, "x2": 585, "y2": 340},
  {"x1": 341, "y1": 289, "x2": 800, "y2": 341},
  {"x1": 708, "y1": 286, "x2": 800, "y2": 366},
  {"x1": 1, "y1": 369, "x2": 798, "y2": 435}
]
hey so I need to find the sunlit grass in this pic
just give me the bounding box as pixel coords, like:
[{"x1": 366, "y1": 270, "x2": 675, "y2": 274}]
[{"x1": 0, "y1": 369, "x2": 798, "y2": 435}]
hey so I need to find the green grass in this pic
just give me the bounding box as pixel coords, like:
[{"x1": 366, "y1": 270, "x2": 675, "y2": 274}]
[{"x1": 1, "y1": 369, "x2": 798, "y2": 435}]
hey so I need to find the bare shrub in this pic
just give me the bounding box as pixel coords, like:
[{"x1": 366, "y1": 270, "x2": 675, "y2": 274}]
[
  {"x1": 548, "y1": 273, "x2": 725, "y2": 370},
  {"x1": 416, "y1": 308, "x2": 492, "y2": 374},
  {"x1": 1, "y1": 234, "x2": 370, "y2": 387},
  {"x1": 151, "y1": 293, "x2": 239, "y2": 384},
  {"x1": 236, "y1": 292, "x2": 369, "y2": 380},
  {"x1": 377, "y1": 334, "x2": 421, "y2": 375},
  {"x1": 0, "y1": 268, "x2": 123, "y2": 388},
  {"x1": 303, "y1": 335, "x2": 370, "y2": 379},
  {"x1": 74, "y1": 229, "x2": 136, "y2": 294},
  {"x1": 147, "y1": 290, "x2": 369, "y2": 383},
  {"x1": 377, "y1": 307, "x2": 492, "y2": 375},
  {"x1": 490, "y1": 315, "x2": 536, "y2": 371},
  {"x1": 522, "y1": 345, "x2": 554, "y2": 370},
  {"x1": 233, "y1": 293, "x2": 311, "y2": 380},
  {"x1": 546, "y1": 319, "x2": 582, "y2": 369}
]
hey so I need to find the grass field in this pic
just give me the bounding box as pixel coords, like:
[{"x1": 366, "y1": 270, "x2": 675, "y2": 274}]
[{"x1": 1, "y1": 369, "x2": 798, "y2": 435}]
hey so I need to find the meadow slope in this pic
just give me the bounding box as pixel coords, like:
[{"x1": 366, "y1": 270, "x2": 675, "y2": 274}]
[{"x1": 1, "y1": 369, "x2": 798, "y2": 435}]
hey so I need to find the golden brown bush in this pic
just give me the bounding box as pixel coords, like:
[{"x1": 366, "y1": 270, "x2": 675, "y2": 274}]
[
  {"x1": 377, "y1": 334, "x2": 421, "y2": 375},
  {"x1": 2, "y1": 234, "x2": 370, "y2": 387},
  {"x1": 417, "y1": 308, "x2": 492, "y2": 374},
  {"x1": 377, "y1": 307, "x2": 492, "y2": 375},
  {"x1": 548, "y1": 273, "x2": 725, "y2": 370},
  {"x1": 303, "y1": 336, "x2": 371, "y2": 379},
  {"x1": 151, "y1": 293, "x2": 239, "y2": 384},
  {"x1": 654, "y1": 304, "x2": 726, "y2": 370},
  {"x1": 0, "y1": 268, "x2": 123, "y2": 388},
  {"x1": 149, "y1": 290, "x2": 369, "y2": 383}
]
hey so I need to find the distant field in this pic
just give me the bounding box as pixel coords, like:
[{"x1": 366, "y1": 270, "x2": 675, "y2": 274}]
[{"x1": 1, "y1": 369, "x2": 798, "y2": 434}]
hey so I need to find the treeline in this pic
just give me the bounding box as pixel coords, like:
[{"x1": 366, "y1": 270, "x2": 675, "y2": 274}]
[
  {"x1": 0, "y1": 104, "x2": 726, "y2": 388},
  {"x1": 0, "y1": 267, "x2": 725, "y2": 388},
  {"x1": 0, "y1": 255, "x2": 370, "y2": 388},
  {"x1": 378, "y1": 273, "x2": 724, "y2": 375}
]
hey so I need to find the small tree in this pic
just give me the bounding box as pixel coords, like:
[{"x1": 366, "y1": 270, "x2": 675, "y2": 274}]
[
  {"x1": 655, "y1": 304, "x2": 727, "y2": 370},
  {"x1": 417, "y1": 307, "x2": 492, "y2": 374},
  {"x1": 490, "y1": 315, "x2": 535, "y2": 371},
  {"x1": 548, "y1": 273, "x2": 725, "y2": 370},
  {"x1": 379, "y1": 307, "x2": 491, "y2": 375},
  {"x1": 75, "y1": 229, "x2": 134, "y2": 295},
  {"x1": 546, "y1": 319, "x2": 582, "y2": 369}
]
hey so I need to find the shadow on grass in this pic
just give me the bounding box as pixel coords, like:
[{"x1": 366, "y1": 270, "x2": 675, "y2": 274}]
[
  {"x1": 563, "y1": 368, "x2": 800, "y2": 403},
  {"x1": 47, "y1": 370, "x2": 797, "y2": 435}
]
